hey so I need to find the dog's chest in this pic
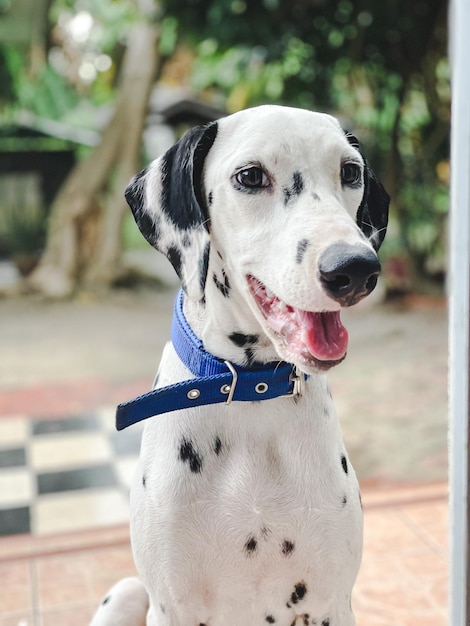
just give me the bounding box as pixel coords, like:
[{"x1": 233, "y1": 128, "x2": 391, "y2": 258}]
[{"x1": 129, "y1": 347, "x2": 362, "y2": 625}]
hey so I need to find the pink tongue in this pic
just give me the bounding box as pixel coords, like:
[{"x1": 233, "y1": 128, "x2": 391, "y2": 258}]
[{"x1": 302, "y1": 311, "x2": 348, "y2": 361}]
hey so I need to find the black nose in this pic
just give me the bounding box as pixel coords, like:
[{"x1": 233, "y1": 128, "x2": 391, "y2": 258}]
[{"x1": 318, "y1": 242, "x2": 381, "y2": 306}]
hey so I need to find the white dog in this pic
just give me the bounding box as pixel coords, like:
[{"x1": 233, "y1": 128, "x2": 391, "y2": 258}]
[{"x1": 91, "y1": 105, "x2": 389, "y2": 626}]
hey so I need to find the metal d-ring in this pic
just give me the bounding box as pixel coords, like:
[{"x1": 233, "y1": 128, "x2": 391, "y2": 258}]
[
  {"x1": 222, "y1": 360, "x2": 238, "y2": 405},
  {"x1": 287, "y1": 366, "x2": 305, "y2": 398}
]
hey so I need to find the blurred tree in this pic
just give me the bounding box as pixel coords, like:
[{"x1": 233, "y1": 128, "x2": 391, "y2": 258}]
[{"x1": 28, "y1": 0, "x2": 160, "y2": 296}]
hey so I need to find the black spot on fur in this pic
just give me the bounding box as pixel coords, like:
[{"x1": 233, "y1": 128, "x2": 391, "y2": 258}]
[
  {"x1": 102, "y1": 595, "x2": 111, "y2": 605},
  {"x1": 311, "y1": 192, "x2": 320, "y2": 202},
  {"x1": 199, "y1": 242, "x2": 210, "y2": 295},
  {"x1": 322, "y1": 620, "x2": 330, "y2": 626},
  {"x1": 345, "y1": 132, "x2": 360, "y2": 149},
  {"x1": 266, "y1": 616, "x2": 275, "y2": 624},
  {"x1": 182, "y1": 233, "x2": 191, "y2": 248},
  {"x1": 341, "y1": 455, "x2": 348, "y2": 475},
  {"x1": 284, "y1": 171, "x2": 304, "y2": 205},
  {"x1": 229, "y1": 332, "x2": 259, "y2": 348},
  {"x1": 142, "y1": 475, "x2": 146, "y2": 487},
  {"x1": 208, "y1": 190, "x2": 213, "y2": 206},
  {"x1": 214, "y1": 436, "x2": 222, "y2": 455},
  {"x1": 134, "y1": 210, "x2": 161, "y2": 249},
  {"x1": 296, "y1": 239, "x2": 310, "y2": 264},
  {"x1": 167, "y1": 245, "x2": 182, "y2": 277},
  {"x1": 179, "y1": 437, "x2": 203, "y2": 473},
  {"x1": 213, "y1": 269, "x2": 231, "y2": 297},
  {"x1": 244, "y1": 347, "x2": 256, "y2": 365},
  {"x1": 303, "y1": 614, "x2": 310, "y2": 626},
  {"x1": 244, "y1": 536, "x2": 258, "y2": 554},
  {"x1": 290, "y1": 582, "x2": 307, "y2": 604},
  {"x1": 292, "y1": 171, "x2": 304, "y2": 193},
  {"x1": 342, "y1": 495, "x2": 347, "y2": 506},
  {"x1": 282, "y1": 539, "x2": 295, "y2": 556}
]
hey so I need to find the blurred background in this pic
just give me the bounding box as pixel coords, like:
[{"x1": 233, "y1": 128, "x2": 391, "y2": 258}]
[{"x1": 0, "y1": 1, "x2": 449, "y2": 623}]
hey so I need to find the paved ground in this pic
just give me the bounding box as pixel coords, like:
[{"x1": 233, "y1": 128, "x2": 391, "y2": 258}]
[{"x1": 0, "y1": 284, "x2": 448, "y2": 485}]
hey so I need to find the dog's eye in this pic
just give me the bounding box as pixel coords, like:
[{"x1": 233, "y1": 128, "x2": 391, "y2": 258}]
[
  {"x1": 235, "y1": 167, "x2": 269, "y2": 189},
  {"x1": 341, "y1": 162, "x2": 362, "y2": 188}
]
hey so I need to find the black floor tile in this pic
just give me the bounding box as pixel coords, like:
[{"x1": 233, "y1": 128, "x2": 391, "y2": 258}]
[
  {"x1": 37, "y1": 464, "x2": 116, "y2": 494},
  {"x1": 32, "y1": 414, "x2": 99, "y2": 436},
  {"x1": 0, "y1": 447, "x2": 26, "y2": 468},
  {"x1": 0, "y1": 506, "x2": 30, "y2": 536}
]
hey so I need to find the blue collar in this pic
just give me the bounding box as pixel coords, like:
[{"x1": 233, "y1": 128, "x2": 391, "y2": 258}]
[{"x1": 116, "y1": 290, "x2": 306, "y2": 430}]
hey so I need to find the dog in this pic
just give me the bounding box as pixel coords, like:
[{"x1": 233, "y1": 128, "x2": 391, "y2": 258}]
[{"x1": 90, "y1": 105, "x2": 389, "y2": 626}]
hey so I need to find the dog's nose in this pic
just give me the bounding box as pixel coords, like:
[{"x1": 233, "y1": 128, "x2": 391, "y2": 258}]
[{"x1": 318, "y1": 242, "x2": 381, "y2": 306}]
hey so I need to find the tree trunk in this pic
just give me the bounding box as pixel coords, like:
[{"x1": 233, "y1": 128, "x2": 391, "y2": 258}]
[{"x1": 29, "y1": 11, "x2": 159, "y2": 297}]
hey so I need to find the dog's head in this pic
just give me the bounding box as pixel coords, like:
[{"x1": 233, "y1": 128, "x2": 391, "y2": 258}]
[{"x1": 126, "y1": 105, "x2": 389, "y2": 372}]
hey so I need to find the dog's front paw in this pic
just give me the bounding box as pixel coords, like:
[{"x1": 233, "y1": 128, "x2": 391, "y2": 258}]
[{"x1": 90, "y1": 577, "x2": 149, "y2": 626}]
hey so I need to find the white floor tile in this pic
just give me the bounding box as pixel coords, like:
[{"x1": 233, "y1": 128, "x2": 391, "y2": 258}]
[
  {"x1": 0, "y1": 467, "x2": 33, "y2": 506},
  {"x1": 96, "y1": 407, "x2": 117, "y2": 432},
  {"x1": 30, "y1": 432, "x2": 112, "y2": 471},
  {"x1": 34, "y1": 488, "x2": 130, "y2": 534},
  {"x1": 0, "y1": 417, "x2": 29, "y2": 447}
]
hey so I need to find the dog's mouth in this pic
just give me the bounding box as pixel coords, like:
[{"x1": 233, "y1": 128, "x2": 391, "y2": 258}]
[{"x1": 247, "y1": 275, "x2": 348, "y2": 371}]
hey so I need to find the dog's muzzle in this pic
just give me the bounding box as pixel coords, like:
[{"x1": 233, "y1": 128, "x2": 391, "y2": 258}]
[{"x1": 318, "y1": 242, "x2": 381, "y2": 307}]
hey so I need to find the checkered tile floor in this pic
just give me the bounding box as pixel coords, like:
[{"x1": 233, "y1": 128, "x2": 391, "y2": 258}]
[{"x1": 0, "y1": 410, "x2": 143, "y2": 536}]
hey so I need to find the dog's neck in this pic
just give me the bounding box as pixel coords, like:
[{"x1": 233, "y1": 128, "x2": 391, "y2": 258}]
[{"x1": 182, "y1": 255, "x2": 280, "y2": 369}]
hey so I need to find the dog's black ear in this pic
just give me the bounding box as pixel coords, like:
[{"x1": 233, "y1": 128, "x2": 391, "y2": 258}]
[
  {"x1": 345, "y1": 132, "x2": 389, "y2": 251},
  {"x1": 125, "y1": 122, "x2": 218, "y2": 301},
  {"x1": 358, "y1": 161, "x2": 390, "y2": 251}
]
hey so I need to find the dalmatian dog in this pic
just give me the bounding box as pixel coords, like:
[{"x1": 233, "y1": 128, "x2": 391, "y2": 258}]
[{"x1": 90, "y1": 105, "x2": 388, "y2": 626}]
